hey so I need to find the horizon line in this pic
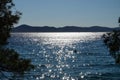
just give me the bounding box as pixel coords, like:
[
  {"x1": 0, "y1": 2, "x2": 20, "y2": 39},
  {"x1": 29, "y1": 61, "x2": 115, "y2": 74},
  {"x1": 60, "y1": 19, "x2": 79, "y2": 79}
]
[{"x1": 15, "y1": 24, "x2": 117, "y2": 28}]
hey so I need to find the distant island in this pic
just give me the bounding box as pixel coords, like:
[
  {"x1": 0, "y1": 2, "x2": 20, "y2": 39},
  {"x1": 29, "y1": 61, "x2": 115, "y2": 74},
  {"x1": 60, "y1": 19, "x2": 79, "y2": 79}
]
[{"x1": 12, "y1": 24, "x2": 120, "y2": 32}]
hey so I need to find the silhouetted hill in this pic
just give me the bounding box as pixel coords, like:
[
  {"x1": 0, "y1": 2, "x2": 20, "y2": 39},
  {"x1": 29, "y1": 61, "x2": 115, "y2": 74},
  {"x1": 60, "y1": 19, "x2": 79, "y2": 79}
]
[{"x1": 12, "y1": 24, "x2": 118, "y2": 32}]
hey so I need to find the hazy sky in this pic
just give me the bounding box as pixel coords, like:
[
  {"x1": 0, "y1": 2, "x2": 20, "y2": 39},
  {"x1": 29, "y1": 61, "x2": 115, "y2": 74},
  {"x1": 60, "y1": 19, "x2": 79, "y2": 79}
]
[{"x1": 14, "y1": 0, "x2": 120, "y2": 27}]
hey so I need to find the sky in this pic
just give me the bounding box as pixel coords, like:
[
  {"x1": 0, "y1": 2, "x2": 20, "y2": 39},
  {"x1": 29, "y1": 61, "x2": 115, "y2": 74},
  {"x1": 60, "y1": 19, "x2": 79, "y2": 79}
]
[{"x1": 13, "y1": 0, "x2": 120, "y2": 28}]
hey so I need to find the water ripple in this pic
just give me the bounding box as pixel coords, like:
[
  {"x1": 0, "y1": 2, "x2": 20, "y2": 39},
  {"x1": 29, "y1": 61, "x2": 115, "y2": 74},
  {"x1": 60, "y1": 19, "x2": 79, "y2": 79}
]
[{"x1": 6, "y1": 32, "x2": 120, "y2": 80}]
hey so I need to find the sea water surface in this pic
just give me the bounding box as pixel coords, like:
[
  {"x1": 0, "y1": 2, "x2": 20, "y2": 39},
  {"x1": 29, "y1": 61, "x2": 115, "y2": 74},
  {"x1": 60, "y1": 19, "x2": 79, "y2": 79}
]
[{"x1": 7, "y1": 32, "x2": 120, "y2": 80}]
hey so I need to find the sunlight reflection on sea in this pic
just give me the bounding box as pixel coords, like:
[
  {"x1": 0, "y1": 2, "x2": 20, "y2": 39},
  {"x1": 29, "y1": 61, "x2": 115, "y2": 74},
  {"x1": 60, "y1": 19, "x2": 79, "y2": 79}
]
[{"x1": 7, "y1": 32, "x2": 120, "y2": 80}]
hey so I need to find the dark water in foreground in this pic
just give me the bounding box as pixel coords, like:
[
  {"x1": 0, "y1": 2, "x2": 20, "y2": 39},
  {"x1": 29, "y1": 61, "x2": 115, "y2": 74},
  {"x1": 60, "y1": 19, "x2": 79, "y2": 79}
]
[{"x1": 6, "y1": 32, "x2": 120, "y2": 80}]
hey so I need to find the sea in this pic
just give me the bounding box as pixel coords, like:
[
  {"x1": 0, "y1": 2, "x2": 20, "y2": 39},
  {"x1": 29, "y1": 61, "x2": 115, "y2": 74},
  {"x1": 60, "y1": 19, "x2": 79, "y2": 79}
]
[{"x1": 6, "y1": 32, "x2": 120, "y2": 80}]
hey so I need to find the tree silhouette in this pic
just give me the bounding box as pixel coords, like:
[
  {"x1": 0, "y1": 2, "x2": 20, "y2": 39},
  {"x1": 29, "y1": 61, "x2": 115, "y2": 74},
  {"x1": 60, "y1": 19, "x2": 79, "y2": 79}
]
[
  {"x1": 0, "y1": 0, "x2": 22, "y2": 45},
  {"x1": 102, "y1": 17, "x2": 120, "y2": 64},
  {"x1": 0, "y1": 0, "x2": 34, "y2": 79}
]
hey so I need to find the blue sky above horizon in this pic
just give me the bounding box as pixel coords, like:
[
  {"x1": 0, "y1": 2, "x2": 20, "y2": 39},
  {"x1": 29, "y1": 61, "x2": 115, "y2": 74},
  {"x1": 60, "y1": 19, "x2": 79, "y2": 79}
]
[{"x1": 14, "y1": 0, "x2": 120, "y2": 28}]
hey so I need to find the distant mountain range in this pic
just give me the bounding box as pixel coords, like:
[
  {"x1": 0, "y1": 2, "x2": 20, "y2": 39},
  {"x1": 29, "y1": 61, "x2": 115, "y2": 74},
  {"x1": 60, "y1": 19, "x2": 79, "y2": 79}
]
[{"x1": 12, "y1": 24, "x2": 120, "y2": 32}]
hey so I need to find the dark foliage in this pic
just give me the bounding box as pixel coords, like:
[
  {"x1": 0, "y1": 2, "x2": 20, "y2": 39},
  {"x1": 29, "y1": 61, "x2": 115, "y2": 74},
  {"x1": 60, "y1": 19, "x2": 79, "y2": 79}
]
[
  {"x1": 102, "y1": 30, "x2": 120, "y2": 63},
  {"x1": 0, "y1": 0, "x2": 34, "y2": 79},
  {"x1": 0, "y1": 48, "x2": 34, "y2": 74},
  {"x1": 0, "y1": 0, "x2": 21, "y2": 45}
]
